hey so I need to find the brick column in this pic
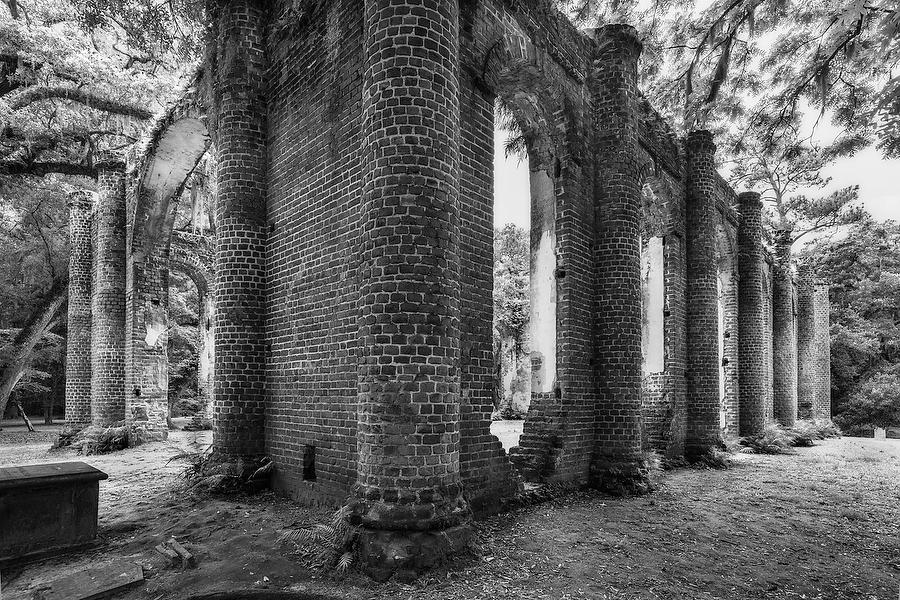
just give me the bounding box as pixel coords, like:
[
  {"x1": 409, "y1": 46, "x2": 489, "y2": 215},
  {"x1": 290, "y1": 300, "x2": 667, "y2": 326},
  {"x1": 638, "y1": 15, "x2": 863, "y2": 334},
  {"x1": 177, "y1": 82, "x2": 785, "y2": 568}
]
[
  {"x1": 65, "y1": 191, "x2": 93, "y2": 428},
  {"x1": 91, "y1": 156, "x2": 127, "y2": 427},
  {"x1": 211, "y1": 0, "x2": 267, "y2": 460},
  {"x1": 350, "y1": 0, "x2": 470, "y2": 579},
  {"x1": 684, "y1": 130, "x2": 722, "y2": 458},
  {"x1": 737, "y1": 191, "x2": 766, "y2": 436},
  {"x1": 589, "y1": 24, "x2": 651, "y2": 493},
  {"x1": 796, "y1": 263, "x2": 816, "y2": 421},
  {"x1": 772, "y1": 231, "x2": 797, "y2": 426},
  {"x1": 813, "y1": 281, "x2": 832, "y2": 420}
]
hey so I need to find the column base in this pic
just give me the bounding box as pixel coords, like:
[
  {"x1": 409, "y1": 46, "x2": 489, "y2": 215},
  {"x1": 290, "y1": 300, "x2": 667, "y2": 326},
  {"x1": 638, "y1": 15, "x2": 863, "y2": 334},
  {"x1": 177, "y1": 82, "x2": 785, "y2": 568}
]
[
  {"x1": 354, "y1": 522, "x2": 473, "y2": 582},
  {"x1": 589, "y1": 456, "x2": 655, "y2": 496},
  {"x1": 684, "y1": 442, "x2": 728, "y2": 467}
]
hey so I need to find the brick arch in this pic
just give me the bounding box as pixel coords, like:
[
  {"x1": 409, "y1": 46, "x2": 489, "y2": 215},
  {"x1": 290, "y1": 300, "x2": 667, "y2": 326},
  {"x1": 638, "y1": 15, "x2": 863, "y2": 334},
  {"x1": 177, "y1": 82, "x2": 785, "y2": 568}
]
[
  {"x1": 715, "y1": 212, "x2": 740, "y2": 435},
  {"x1": 169, "y1": 231, "x2": 214, "y2": 297},
  {"x1": 124, "y1": 69, "x2": 211, "y2": 438}
]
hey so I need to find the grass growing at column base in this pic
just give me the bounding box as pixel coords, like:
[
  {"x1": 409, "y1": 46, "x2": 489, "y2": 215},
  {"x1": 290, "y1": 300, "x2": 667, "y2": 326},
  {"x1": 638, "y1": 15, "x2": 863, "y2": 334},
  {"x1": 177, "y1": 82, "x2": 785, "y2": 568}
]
[
  {"x1": 738, "y1": 420, "x2": 841, "y2": 454},
  {"x1": 590, "y1": 452, "x2": 660, "y2": 496}
]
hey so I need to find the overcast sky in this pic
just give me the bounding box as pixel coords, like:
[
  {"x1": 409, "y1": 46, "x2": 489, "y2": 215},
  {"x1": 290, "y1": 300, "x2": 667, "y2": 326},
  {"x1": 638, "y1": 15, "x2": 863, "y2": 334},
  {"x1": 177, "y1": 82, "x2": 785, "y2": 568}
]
[{"x1": 493, "y1": 128, "x2": 900, "y2": 229}]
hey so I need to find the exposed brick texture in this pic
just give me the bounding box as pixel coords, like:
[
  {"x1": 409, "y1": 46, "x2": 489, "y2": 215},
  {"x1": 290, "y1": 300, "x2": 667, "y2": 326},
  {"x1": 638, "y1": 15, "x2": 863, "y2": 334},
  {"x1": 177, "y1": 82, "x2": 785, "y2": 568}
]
[
  {"x1": 211, "y1": 0, "x2": 268, "y2": 459},
  {"x1": 350, "y1": 0, "x2": 471, "y2": 538},
  {"x1": 772, "y1": 233, "x2": 797, "y2": 426},
  {"x1": 589, "y1": 24, "x2": 650, "y2": 490},
  {"x1": 91, "y1": 157, "x2": 127, "y2": 427},
  {"x1": 684, "y1": 130, "x2": 722, "y2": 456},
  {"x1": 812, "y1": 282, "x2": 832, "y2": 420},
  {"x1": 796, "y1": 264, "x2": 817, "y2": 420},
  {"x1": 456, "y1": 75, "x2": 521, "y2": 510},
  {"x1": 797, "y1": 265, "x2": 832, "y2": 421},
  {"x1": 64, "y1": 191, "x2": 94, "y2": 428},
  {"x1": 737, "y1": 191, "x2": 766, "y2": 436}
]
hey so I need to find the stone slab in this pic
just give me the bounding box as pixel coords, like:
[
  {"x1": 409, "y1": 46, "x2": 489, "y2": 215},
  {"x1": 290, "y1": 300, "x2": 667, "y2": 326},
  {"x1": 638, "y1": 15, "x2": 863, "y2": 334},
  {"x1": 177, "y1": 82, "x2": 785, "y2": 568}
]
[{"x1": 30, "y1": 560, "x2": 143, "y2": 599}]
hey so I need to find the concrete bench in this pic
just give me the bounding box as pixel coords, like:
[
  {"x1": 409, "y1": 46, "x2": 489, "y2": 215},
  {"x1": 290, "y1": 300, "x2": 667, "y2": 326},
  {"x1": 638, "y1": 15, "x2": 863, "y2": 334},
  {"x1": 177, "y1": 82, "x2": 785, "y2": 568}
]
[{"x1": 0, "y1": 461, "x2": 108, "y2": 564}]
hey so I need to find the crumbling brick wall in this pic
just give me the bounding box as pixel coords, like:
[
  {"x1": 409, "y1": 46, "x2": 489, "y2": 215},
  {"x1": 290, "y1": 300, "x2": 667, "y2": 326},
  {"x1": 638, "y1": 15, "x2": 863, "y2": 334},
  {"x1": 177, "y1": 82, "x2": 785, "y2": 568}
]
[
  {"x1": 91, "y1": 157, "x2": 127, "y2": 427},
  {"x1": 64, "y1": 191, "x2": 94, "y2": 428}
]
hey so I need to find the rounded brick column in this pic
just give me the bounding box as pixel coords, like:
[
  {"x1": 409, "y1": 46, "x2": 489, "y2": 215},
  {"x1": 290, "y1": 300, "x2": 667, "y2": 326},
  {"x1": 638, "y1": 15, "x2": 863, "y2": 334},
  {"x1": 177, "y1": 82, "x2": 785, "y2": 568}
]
[
  {"x1": 796, "y1": 263, "x2": 816, "y2": 421},
  {"x1": 589, "y1": 24, "x2": 651, "y2": 493},
  {"x1": 772, "y1": 230, "x2": 797, "y2": 426},
  {"x1": 684, "y1": 130, "x2": 723, "y2": 458},
  {"x1": 737, "y1": 191, "x2": 766, "y2": 436},
  {"x1": 65, "y1": 190, "x2": 94, "y2": 428},
  {"x1": 813, "y1": 281, "x2": 832, "y2": 420},
  {"x1": 350, "y1": 0, "x2": 471, "y2": 579},
  {"x1": 90, "y1": 156, "x2": 127, "y2": 427},
  {"x1": 211, "y1": 0, "x2": 267, "y2": 460}
]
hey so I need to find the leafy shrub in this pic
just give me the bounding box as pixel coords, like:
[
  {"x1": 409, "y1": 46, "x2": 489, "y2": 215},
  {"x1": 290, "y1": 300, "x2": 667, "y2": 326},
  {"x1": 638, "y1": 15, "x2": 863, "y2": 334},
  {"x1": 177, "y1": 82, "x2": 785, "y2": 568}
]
[
  {"x1": 277, "y1": 505, "x2": 356, "y2": 577},
  {"x1": 739, "y1": 424, "x2": 800, "y2": 454}
]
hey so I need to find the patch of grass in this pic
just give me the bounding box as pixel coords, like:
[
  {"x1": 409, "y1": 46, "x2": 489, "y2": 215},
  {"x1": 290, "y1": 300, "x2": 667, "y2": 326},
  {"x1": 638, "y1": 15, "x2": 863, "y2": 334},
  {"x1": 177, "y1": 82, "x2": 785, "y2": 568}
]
[
  {"x1": 792, "y1": 419, "x2": 842, "y2": 440},
  {"x1": 739, "y1": 424, "x2": 800, "y2": 454}
]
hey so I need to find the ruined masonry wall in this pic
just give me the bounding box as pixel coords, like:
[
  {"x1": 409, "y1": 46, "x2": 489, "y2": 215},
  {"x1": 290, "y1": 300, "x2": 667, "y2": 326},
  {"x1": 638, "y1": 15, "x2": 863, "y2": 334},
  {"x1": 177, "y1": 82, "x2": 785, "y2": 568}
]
[
  {"x1": 91, "y1": 160, "x2": 127, "y2": 427},
  {"x1": 65, "y1": 192, "x2": 94, "y2": 427}
]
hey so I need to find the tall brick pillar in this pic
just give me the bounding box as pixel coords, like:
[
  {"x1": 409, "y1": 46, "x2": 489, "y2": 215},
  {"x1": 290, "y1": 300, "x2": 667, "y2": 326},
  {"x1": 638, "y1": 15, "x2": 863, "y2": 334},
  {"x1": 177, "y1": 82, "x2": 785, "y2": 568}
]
[
  {"x1": 737, "y1": 191, "x2": 766, "y2": 436},
  {"x1": 772, "y1": 231, "x2": 797, "y2": 426},
  {"x1": 813, "y1": 281, "x2": 832, "y2": 420},
  {"x1": 796, "y1": 263, "x2": 816, "y2": 420},
  {"x1": 350, "y1": 0, "x2": 471, "y2": 578},
  {"x1": 65, "y1": 191, "x2": 93, "y2": 428},
  {"x1": 684, "y1": 130, "x2": 723, "y2": 458},
  {"x1": 211, "y1": 0, "x2": 267, "y2": 460},
  {"x1": 589, "y1": 24, "x2": 651, "y2": 493},
  {"x1": 91, "y1": 156, "x2": 127, "y2": 427}
]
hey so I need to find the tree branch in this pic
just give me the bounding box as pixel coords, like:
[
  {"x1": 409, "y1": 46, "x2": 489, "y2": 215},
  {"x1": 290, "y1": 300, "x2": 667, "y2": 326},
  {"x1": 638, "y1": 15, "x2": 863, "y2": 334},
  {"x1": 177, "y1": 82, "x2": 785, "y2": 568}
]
[
  {"x1": 9, "y1": 86, "x2": 154, "y2": 119},
  {"x1": 0, "y1": 160, "x2": 96, "y2": 177}
]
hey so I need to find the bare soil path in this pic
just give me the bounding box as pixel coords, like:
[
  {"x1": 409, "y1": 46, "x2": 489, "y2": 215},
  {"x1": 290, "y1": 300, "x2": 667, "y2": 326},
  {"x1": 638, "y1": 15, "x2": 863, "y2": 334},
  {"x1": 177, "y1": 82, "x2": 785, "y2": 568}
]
[{"x1": 1, "y1": 435, "x2": 897, "y2": 600}]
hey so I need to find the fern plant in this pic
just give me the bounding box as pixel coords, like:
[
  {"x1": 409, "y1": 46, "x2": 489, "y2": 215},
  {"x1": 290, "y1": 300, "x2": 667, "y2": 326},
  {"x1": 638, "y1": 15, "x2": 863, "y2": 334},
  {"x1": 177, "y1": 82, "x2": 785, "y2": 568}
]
[{"x1": 277, "y1": 505, "x2": 356, "y2": 577}]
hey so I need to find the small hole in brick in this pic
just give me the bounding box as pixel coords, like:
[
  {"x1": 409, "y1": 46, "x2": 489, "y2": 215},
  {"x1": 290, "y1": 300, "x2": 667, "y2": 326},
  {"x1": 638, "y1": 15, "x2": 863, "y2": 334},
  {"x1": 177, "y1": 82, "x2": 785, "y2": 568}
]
[
  {"x1": 303, "y1": 445, "x2": 316, "y2": 481},
  {"x1": 269, "y1": 221, "x2": 276, "y2": 233},
  {"x1": 554, "y1": 386, "x2": 562, "y2": 399},
  {"x1": 663, "y1": 310, "x2": 671, "y2": 317},
  {"x1": 722, "y1": 358, "x2": 729, "y2": 366},
  {"x1": 151, "y1": 298, "x2": 160, "y2": 306},
  {"x1": 133, "y1": 387, "x2": 141, "y2": 397},
  {"x1": 724, "y1": 332, "x2": 731, "y2": 339},
  {"x1": 555, "y1": 268, "x2": 567, "y2": 280}
]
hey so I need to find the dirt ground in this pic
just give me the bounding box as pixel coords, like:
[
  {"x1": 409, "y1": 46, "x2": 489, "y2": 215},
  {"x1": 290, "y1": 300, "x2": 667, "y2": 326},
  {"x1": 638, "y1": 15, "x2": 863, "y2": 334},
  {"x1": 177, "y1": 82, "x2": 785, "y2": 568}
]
[{"x1": 1, "y1": 428, "x2": 898, "y2": 600}]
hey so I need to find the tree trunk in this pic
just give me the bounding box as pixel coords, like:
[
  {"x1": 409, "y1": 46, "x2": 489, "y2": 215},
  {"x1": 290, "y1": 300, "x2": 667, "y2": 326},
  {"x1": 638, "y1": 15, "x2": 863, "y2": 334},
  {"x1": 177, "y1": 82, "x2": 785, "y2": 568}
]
[
  {"x1": 14, "y1": 396, "x2": 35, "y2": 432},
  {"x1": 0, "y1": 279, "x2": 68, "y2": 421}
]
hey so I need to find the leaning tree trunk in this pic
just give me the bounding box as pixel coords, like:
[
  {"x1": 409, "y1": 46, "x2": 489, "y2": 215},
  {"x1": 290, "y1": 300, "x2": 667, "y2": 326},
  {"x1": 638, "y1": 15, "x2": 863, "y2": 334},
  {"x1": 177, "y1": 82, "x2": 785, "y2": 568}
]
[{"x1": 0, "y1": 279, "x2": 68, "y2": 423}]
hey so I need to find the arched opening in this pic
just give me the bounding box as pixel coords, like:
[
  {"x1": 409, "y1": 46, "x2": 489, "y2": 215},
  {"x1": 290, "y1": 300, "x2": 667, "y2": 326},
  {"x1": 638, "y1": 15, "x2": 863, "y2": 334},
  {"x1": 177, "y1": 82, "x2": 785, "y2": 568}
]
[
  {"x1": 715, "y1": 217, "x2": 739, "y2": 436},
  {"x1": 491, "y1": 97, "x2": 533, "y2": 450}
]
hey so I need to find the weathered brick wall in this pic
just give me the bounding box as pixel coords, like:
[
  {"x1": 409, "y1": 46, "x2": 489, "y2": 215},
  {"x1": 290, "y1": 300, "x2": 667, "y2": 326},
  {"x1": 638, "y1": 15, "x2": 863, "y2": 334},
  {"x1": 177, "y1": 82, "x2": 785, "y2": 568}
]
[
  {"x1": 637, "y1": 152, "x2": 687, "y2": 458},
  {"x1": 65, "y1": 191, "x2": 94, "y2": 428},
  {"x1": 813, "y1": 281, "x2": 832, "y2": 420},
  {"x1": 772, "y1": 233, "x2": 797, "y2": 426},
  {"x1": 210, "y1": 0, "x2": 268, "y2": 460},
  {"x1": 684, "y1": 131, "x2": 722, "y2": 456},
  {"x1": 796, "y1": 264, "x2": 817, "y2": 420},
  {"x1": 737, "y1": 191, "x2": 766, "y2": 435},
  {"x1": 265, "y1": 0, "x2": 362, "y2": 503},
  {"x1": 589, "y1": 24, "x2": 650, "y2": 491},
  {"x1": 457, "y1": 75, "x2": 521, "y2": 510},
  {"x1": 91, "y1": 157, "x2": 127, "y2": 427},
  {"x1": 763, "y1": 256, "x2": 775, "y2": 421}
]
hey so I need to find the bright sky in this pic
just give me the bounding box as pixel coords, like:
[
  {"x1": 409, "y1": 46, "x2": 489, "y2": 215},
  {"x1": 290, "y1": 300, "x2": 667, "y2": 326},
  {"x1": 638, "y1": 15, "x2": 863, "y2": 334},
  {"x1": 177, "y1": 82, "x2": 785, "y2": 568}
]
[{"x1": 492, "y1": 127, "x2": 900, "y2": 229}]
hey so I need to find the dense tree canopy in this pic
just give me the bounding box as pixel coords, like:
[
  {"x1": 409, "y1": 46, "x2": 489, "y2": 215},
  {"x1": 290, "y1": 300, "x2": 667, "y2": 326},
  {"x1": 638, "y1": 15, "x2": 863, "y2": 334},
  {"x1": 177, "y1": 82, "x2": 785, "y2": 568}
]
[{"x1": 802, "y1": 219, "x2": 900, "y2": 432}]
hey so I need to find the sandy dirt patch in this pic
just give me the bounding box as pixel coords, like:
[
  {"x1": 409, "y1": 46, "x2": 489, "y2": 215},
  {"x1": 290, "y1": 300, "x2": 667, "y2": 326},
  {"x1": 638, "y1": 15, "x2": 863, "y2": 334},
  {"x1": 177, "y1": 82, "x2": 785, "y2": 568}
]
[{"x1": 1, "y1": 434, "x2": 897, "y2": 600}]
